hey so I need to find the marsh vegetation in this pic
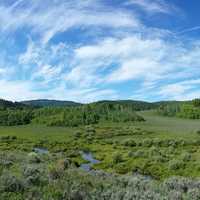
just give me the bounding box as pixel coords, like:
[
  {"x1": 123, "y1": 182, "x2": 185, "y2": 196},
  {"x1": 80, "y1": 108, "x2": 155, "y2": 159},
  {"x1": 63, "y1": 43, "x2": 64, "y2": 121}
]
[{"x1": 0, "y1": 99, "x2": 200, "y2": 199}]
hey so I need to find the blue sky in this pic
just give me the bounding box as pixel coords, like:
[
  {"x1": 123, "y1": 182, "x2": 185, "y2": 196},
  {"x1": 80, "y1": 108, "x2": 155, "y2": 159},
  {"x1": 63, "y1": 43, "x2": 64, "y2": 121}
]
[{"x1": 0, "y1": 0, "x2": 200, "y2": 102}]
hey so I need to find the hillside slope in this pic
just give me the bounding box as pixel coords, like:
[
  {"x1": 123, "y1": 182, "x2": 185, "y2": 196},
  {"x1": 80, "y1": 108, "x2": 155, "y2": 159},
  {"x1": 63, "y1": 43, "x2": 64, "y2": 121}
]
[
  {"x1": 0, "y1": 99, "x2": 29, "y2": 110},
  {"x1": 21, "y1": 99, "x2": 82, "y2": 107}
]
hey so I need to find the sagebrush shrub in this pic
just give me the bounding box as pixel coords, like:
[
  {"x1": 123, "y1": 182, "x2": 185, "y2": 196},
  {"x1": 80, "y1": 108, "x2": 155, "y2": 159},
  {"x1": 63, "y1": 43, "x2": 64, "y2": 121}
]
[
  {"x1": 27, "y1": 152, "x2": 41, "y2": 163},
  {"x1": 181, "y1": 152, "x2": 192, "y2": 162},
  {"x1": 23, "y1": 165, "x2": 43, "y2": 186},
  {"x1": 112, "y1": 153, "x2": 123, "y2": 164},
  {"x1": 0, "y1": 171, "x2": 25, "y2": 192},
  {"x1": 48, "y1": 165, "x2": 64, "y2": 180},
  {"x1": 168, "y1": 160, "x2": 185, "y2": 170}
]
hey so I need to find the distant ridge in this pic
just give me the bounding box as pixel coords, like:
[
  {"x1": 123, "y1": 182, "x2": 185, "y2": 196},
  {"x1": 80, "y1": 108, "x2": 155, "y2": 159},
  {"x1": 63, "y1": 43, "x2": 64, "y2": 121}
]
[
  {"x1": 92, "y1": 100, "x2": 156, "y2": 111},
  {"x1": 0, "y1": 98, "x2": 193, "y2": 109},
  {"x1": 0, "y1": 99, "x2": 29, "y2": 109},
  {"x1": 21, "y1": 99, "x2": 82, "y2": 107}
]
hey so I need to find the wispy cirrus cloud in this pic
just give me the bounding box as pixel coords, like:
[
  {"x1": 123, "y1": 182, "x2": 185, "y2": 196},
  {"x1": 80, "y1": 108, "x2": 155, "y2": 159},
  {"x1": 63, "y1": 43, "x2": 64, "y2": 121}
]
[
  {"x1": 0, "y1": 0, "x2": 139, "y2": 44},
  {"x1": 158, "y1": 79, "x2": 200, "y2": 100},
  {"x1": 64, "y1": 31, "x2": 200, "y2": 101},
  {"x1": 125, "y1": 0, "x2": 177, "y2": 14},
  {"x1": 178, "y1": 26, "x2": 200, "y2": 35}
]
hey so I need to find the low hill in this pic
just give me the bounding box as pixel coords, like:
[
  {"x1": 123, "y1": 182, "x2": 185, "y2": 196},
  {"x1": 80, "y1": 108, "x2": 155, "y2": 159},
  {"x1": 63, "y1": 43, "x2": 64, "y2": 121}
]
[
  {"x1": 32, "y1": 102, "x2": 145, "y2": 127},
  {"x1": 0, "y1": 99, "x2": 29, "y2": 110},
  {"x1": 1, "y1": 98, "x2": 199, "y2": 126},
  {"x1": 22, "y1": 99, "x2": 155, "y2": 110},
  {"x1": 93, "y1": 100, "x2": 156, "y2": 111},
  {"x1": 21, "y1": 99, "x2": 82, "y2": 107}
]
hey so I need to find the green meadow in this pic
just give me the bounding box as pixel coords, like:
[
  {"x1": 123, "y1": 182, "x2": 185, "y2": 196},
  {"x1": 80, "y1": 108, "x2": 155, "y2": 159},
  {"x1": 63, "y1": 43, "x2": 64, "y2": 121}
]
[
  {"x1": 1, "y1": 110, "x2": 200, "y2": 180},
  {"x1": 1, "y1": 106, "x2": 200, "y2": 199}
]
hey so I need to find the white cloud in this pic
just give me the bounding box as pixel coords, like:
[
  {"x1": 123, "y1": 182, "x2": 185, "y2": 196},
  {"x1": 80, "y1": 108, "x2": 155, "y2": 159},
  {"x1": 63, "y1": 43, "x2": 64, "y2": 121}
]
[
  {"x1": 70, "y1": 35, "x2": 168, "y2": 86},
  {"x1": 126, "y1": 0, "x2": 176, "y2": 14},
  {"x1": 178, "y1": 26, "x2": 200, "y2": 35},
  {"x1": 0, "y1": 79, "x2": 118, "y2": 102},
  {"x1": 0, "y1": 68, "x2": 6, "y2": 75},
  {"x1": 0, "y1": 80, "x2": 40, "y2": 101},
  {"x1": 64, "y1": 31, "x2": 200, "y2": 101},
  {"x1": 107, "y1": 58, "x2": 160, "y2": 82},
  {"x1": 0, "y1": 0, "x2": 139, "y2": 44},
  {"x1": 70, "y1": 34, "x2": 171, "y2": 85},
  {"x1": 159, "y1": 79, "x2": 200, "y2": 100},
  {"x1": 32, "y1": 64, "x2": 63, "y2": 84},
  {"x1": 19, "y1": 39, "x2": 70, "y2": 65},
  {"x1": 18, "y1": 40, "x2": 71, "y2": 86}
]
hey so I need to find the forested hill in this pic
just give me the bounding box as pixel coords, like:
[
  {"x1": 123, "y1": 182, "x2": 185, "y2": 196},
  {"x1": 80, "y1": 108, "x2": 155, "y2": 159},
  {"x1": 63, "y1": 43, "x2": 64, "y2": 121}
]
[
  {"x1": 0, "y1": 98, "x2": 148, "y2": 126},
  {"x1": 0, "y1": 98, "x2": 199, "y2": 126},
  {"x1": 93, "y1": 100, "x2": 156, "y2": 111},
  {"x1": 0, "y1": 100, "x2": 153, "y2": 126},
  {"x1": 0, "y1": 99, "x2": 30, "y2": 110},
  {"x1": 21, "y1": 99, "x2": 154, "y2": 109},
  {"x1": 21, "y1": 99, "x2": 82, "y2": 107}
]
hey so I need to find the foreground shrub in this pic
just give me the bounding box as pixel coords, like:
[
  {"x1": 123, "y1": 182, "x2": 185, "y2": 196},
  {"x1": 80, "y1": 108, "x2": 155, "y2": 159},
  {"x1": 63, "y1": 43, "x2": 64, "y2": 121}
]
[
  {"x1": 149, "y1": 146, "x2": 160, "y2": 156},
  {"x1": 132, "y1": 150, "x2": 146, "y2": 158},
  {"x1": 122, "y1": 139, "x2": 137, "y2": 147},
  {"x1": 0, "y1": 171, "x2": 25, "y2": 192},
  {"x1": 27, "y1": 152, "x2": 41, "y2": 163},
  {"x1": 0, "y1": 154, "x2": 14, "y2": 168},
  {"x1": 112, "y1": 153, "x2": 123, "y2": 164},
  {"x1": 181, "y1": 152, "x2": 192, "y2": 162},
  {"x1": 142, "y1": 139, "x2": 153, "y2": 147},
  {"x1": 48, "y1": 165, "x2": 64, "y2": 180},
  {"x1": 57, "y1": 159, "x2": 71, "y2": 170},
  {"x1": 196, "y1": 130, "x2": 200, "y2": 135},
  {"x1": 186, "y1": 188, "x2": 200, "y2": 200},
  {"x1": 168, "y1": 160, "x2": 185, "y2": 170},
  {"x1": 23, "y1": 166, "x2": 44, "y2": 186}
]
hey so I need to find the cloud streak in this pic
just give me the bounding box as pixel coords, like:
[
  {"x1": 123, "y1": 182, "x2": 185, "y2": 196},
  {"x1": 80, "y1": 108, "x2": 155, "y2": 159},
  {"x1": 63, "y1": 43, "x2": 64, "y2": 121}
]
[
  {"x1": 0, "y1": 0, "x2": 139, "y2": 44},
  {"x1": 178, "y1": 26, "x2": 200, "y2": 35},
  {"x1": 126, "y1": 0, "x2": 176, "y2": 14}
]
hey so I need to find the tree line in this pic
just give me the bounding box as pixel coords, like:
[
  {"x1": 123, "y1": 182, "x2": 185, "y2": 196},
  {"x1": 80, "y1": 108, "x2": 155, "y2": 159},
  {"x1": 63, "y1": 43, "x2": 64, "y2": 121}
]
[
  {"x1": 157, "y1": 99, "x2": 200, "y2": 119},
  {"x1": 0, "y1": 101, "x2": 144, "y2": 126}
]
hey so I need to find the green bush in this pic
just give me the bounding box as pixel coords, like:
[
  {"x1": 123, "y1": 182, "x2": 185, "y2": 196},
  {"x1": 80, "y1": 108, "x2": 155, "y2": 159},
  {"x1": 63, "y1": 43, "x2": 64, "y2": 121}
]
[
  {"x1": 23, "y1": 166, "x2": 44, "y2": 186},
  {"x1": 0, "y1": 153, "x2": 14, "y2": 168},
  {"x1": 196, "y1": 130, "x2": 200, "y2": 135},
  {"x1": 112, "y1": 153, "x2": 123, "y2": 164},
  {"x1": 27, "y1": 152, "x2": 41, "y2": 163},
  {"x1": 181, "y1": 152, "x2": 192, "y2": 162},
  {"x1": 168, "y1": 160, "x2": 185, "y2": 170},
  {"x1": 132, "y1": 150, "x2": 146, "y2": 158},
  {"x1": 0, "y1": 171, "x2": 25, "y2": 192},
  {"x1": 48, "y1": 165, "x2": 64, "y2": 180},
  {"x1": 122, "y1": 139, "x2": 137, "y2": 147},
  {"x1": 142, "y1": 139, "x2": 153, "y2": 147}
]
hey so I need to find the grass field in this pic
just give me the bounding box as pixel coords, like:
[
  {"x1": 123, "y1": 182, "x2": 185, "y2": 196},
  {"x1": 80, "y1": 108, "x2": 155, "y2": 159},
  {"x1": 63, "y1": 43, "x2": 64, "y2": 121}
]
[
  {"x1": 136, "y1": 110, "x2": 200, "y2": 139},
  {"x1": 1, "y1": 110, "x2": 200, "y2": 179},
  {"x1": 0, "y1": 110, "x2": 199, "y2": 139}
]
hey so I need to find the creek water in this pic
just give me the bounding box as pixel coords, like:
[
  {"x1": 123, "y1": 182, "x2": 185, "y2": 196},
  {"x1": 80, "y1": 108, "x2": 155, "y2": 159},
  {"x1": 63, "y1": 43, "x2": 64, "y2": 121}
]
[
  {"x1": 33, "y1": 147, "x2": 49, "y2": 154},
  {"x1": 32, "y1": 148, "x2": 152, "y2": 179},
  {"x1": 32, "y1": 148, "x2": 100, "y2": 172},
  {"x1": 80, "y1": 151, "x2": 100, "y2": 172}
]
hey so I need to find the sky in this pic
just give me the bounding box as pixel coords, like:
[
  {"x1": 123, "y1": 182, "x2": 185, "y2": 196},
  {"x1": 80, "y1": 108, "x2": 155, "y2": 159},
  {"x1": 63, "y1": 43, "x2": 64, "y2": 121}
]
[{"x1": 0, "y1": 0, "x2": 200, "y2": 102}]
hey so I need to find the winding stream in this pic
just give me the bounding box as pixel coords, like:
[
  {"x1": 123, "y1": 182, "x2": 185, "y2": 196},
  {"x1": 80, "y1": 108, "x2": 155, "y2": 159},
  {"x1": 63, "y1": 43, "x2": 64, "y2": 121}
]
[
  {"x1": 32, "y1": 148, "x2": 100, "y2": 172},
  {"x1": 32, "y1": 148, "x2": 152, "y2": 179},
  {"x1": 33, "y1": 147, "x2": 49, "y2": 154},
  {"x1": 80, "y1": 151, "x2": 100, "y2": 172}
]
